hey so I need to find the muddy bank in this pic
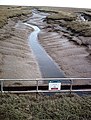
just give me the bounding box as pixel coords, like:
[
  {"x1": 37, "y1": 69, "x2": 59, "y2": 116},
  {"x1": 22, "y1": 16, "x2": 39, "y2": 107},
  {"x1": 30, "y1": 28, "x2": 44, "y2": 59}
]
[
  {"x1": 0, "y1": 7, "x2": 91, "y2": 86},
  {"x1": 0, "y1": 15, "x2": 42, "y2": 86},
  {"x1": 38, "y1": 8, "x2": 91, "y2": 81},
  {"x1": 39, "y1": 31, "x2": 91, "y2": 78}
]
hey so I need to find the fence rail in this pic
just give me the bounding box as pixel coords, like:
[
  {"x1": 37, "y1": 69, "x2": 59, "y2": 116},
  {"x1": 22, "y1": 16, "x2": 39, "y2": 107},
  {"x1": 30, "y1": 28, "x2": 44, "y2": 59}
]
[{"x1": 0, "y1": 78, "x2": 91, "y2": 94}]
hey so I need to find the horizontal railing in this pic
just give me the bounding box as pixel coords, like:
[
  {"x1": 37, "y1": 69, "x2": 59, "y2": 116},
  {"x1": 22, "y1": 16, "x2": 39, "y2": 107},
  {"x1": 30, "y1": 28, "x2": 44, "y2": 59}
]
[{"x1": 0, "y1": 78, "x2": 91, "y2": 94}]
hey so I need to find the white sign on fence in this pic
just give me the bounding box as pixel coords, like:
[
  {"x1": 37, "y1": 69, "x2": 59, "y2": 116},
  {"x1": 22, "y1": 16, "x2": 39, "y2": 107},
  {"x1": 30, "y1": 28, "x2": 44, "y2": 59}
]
[{"x1": 49, "y1": 80, "x2": 61, "y2": 91}]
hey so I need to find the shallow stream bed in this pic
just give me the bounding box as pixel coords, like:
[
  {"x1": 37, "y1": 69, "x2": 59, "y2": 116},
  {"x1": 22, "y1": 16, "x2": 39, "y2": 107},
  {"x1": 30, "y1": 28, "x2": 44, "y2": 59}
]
[{"x1": 25, "y1": 11, "x2": 65, "y2": 78}]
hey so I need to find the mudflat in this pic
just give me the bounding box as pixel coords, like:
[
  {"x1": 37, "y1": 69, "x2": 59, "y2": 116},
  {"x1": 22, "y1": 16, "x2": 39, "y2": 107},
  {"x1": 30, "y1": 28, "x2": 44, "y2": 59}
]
[
  {"x1": 0, "y1": 6, "x2": 42, "y2": 86},
  {"x1": 37, "y1": 7, "x2": 91, "y2": 84},
  {"x1": 0, "y1": 6, "x2": 91, "y2": 86}
]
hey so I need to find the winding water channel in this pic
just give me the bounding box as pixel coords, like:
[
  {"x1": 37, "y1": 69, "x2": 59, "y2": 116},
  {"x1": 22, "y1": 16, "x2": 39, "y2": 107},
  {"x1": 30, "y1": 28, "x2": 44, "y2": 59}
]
[{"x1": 25, "y1": 12, "x2": 65, "y2": 78}]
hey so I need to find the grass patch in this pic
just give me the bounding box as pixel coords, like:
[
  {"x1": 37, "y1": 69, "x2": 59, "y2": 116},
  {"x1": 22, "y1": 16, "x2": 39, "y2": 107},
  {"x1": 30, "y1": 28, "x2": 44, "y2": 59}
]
[
  {"x1": 47, "y1": 11, "x2": 76, "y2": 21},
  {"x1": 0, "y1": 6, "x2": 32, "y2": 28},
  {"x1": 0, "y1": 93, "x2": 91, "y2": 120},
  {"x1": 37, "y1": 7, "x2": 58, "y2": 13},
  {"x1": 45, "y1": 8, "x2": 91, "y2": 37},
  {"x1": 66, "y1": 21, "x2": 91, "y2": 36}
]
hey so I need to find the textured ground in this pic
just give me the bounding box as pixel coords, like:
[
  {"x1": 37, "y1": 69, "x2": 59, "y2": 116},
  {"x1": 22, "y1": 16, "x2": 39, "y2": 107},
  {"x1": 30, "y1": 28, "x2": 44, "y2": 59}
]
[
  {"x1": 0, "y1": 6, "x2": 91, "y2": 86},
  {"x1": 37, "y1": 7, "x2": 91, "y2": 81},
  {"x1": 0, "y1": 18, "x2": 42, "y2": 86},
  {"x1": 39, "y1": 31, "x2": 91, "y2": 78}
]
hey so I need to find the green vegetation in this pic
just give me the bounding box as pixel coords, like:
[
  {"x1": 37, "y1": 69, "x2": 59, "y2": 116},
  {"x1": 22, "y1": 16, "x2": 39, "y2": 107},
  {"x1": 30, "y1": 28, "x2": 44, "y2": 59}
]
[
  {"x1": 37, "y1": 7, "x2": 58, "y2": 13},
  {"x1": 66, "y1": 21, "x2": 91, "y2": 36},
  {"x1": 44, "y1": 7, "x2": 91, "y2": 37},
  {"x1": 0, "y1": 6, "x2": 32, "y2": 28},
  {"x1": 47, "y1": 11, "x2": 76, "y2": 21},
  {"x1": 37, "y1": 6, "x2": 59, "y2": 13},
  {"x1": 0, "y1": 93, "x2": 91, "y2": 120}
]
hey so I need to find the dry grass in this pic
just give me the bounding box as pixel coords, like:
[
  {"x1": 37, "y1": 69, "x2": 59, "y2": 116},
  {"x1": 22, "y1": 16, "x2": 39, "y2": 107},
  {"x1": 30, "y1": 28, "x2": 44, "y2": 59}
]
[
  {"x1": 66, "y1": 21, "x2": 91, "y2": 36},
  {"x1": 47, "y1": 11, "x2": 76, "y2": 21},
  {"x1": 42, "y1": 6, "x2": 91, "y2": 37},
  {"x1": 0, "y1": 6, "x2": 32, "y2": 28},
  {"x1": 37, "y1": 6, "x2": 89, "y2": 13}
]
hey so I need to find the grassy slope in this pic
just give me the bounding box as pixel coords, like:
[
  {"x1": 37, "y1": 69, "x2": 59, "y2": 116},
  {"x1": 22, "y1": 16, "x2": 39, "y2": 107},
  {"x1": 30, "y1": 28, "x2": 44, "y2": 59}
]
[
  {"x1": 0, "y1": 6, "x2": 32, "y2": 28},
  {"x1": 39, "y1": 7, "x2": 91, "y2": 37},
  {"x1": 0, "y1": 93, "x2": 91, "y2": 120}
]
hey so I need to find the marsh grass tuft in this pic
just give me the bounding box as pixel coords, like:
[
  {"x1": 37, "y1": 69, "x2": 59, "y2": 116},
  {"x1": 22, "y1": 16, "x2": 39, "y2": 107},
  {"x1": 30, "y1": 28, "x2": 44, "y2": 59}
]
[
  {"x1": 0, "y1": 93, "x2": 91, "y2": 120},
  {"x1": 47, "y1": 11, "x2": 76, "y2": 21},
  {"x1": 0, "y1": 6, "x2": 32, "y2": 28}
]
